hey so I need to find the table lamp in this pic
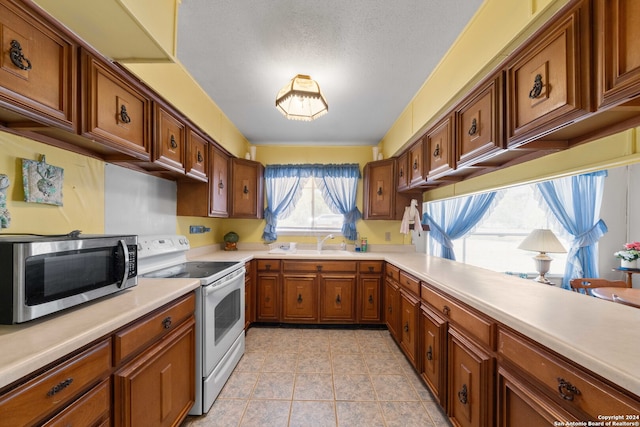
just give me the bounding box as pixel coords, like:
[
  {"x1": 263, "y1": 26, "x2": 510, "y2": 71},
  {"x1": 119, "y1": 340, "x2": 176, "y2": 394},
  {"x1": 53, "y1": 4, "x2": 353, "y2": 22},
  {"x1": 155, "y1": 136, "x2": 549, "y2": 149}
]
[{"x1": 517, "y1": 229, "x2": 566, "y2": 284}]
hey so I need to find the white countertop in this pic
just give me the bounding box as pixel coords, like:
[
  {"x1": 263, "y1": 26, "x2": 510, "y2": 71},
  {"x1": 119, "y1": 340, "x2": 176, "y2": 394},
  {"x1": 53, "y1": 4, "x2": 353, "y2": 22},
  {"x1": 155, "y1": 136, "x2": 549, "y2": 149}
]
[
  {"x1": 0, "y1": 278, "x2": 200, "y2": 390},
  {"x1": 191, "y1": 248, "x2": 640, "y2": 398}
]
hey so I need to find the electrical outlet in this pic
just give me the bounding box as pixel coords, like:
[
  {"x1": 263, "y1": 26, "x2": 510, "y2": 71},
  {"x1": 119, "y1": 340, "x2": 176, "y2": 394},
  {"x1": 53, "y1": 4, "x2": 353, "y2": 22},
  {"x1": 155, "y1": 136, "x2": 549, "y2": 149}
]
[
  {"x1": 190, "y1": 225, "x2": 205, "y2": 234},
  {"x1": 385, "y1": 232, "x2": 391, "y2": 241}
]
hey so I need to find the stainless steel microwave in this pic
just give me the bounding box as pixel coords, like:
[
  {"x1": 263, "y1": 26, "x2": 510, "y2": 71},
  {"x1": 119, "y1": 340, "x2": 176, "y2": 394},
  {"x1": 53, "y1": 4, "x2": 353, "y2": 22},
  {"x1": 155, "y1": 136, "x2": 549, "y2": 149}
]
[{"x1": 0, "y1": 234, "x2": 138, "y2": 324}]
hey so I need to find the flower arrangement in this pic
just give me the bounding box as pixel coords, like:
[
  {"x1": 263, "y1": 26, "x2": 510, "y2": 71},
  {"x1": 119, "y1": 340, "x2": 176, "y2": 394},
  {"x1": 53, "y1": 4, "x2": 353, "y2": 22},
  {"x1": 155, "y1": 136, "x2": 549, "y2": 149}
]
[{"x1": 614, "y1": 241, "x2": 640, "y2": 261}]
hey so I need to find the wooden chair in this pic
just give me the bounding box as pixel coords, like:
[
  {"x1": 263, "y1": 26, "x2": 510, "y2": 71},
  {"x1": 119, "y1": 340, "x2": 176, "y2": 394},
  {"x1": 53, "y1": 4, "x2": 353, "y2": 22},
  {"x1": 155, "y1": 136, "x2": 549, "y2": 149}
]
[
  {"x1": 569, "y1": 278, "x2": 630, "y2": 296},
  {"x1": 612, "y1": 293, "x2": 640, "y2": 308}
]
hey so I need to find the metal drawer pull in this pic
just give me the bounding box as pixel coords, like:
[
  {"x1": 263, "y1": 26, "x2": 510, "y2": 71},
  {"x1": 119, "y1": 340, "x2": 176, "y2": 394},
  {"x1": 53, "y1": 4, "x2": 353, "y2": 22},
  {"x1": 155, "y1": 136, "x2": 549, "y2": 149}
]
[
  {"x1": 377, "y1": 186, "x2": 383, "y2": 195},
  {"x1": 413, "y1": 158, "x2": 419, "y2": 170},
  {"x1": 403, "y1": 322, "x2": 409, "y2": 333},
  {"x1": 442, "y1": 305, "x2": 450, "y2": 316},
  {"x1": 468, "y1": 118, "x2": 477, "y2": 136},
  {"x1": 426, "y1": 345, "x2": 433, "y2": 361},
  {"x1": 170, "y1": 135, "x2": 178, "y2": 149},
  {"x1": 317, "y1": 265, "x2": 323, "y2": 271},
  {"x1": 457, "y1": 384, "x2": 468, "y2": 404},
  {"x1": 10, "y1": 40, "x2": 32, "y2": 71},
  {"x1": 218, "y1": 180, "x2": 224, "y2": 189},
  {"x1": 162, "y1": 316, "x2": 172, "y2": 329},
  {"x1": 368, "y1": 266, "x2": 374, "y2": 273},
  {"x1": 433, "y1": 144, "x2": 440, "y2": 157},
  {"x1": 297, "y1": 294, "x2": 303, "y2": 303},
  {"x1": 529, "y1": 74, "x2": 543, "y2": 99},
  {"x1": 388, "y1": 305, "x2": 392, "y2": 313},
  {"x1": 47, "y1": 378, "x2": 73, "y2": 396},
  {"x1": 336, "y1": 294, "x2": 341, "y2": 304},
  {"x1": 119, "y1": 105, "x2": 131, "y2": 124},
  {"x1": 368, "y1": 294, "x2": 374, "y2": 304},
  {"x1": 197, "y1": 150, "x2": 204, "y2": 163},
  {"x1": 243, "y1": 185, "x2": 249, "y2": 194},
  {"x1": 557, "y1": 377, "x2": 580, "y2": 401}
]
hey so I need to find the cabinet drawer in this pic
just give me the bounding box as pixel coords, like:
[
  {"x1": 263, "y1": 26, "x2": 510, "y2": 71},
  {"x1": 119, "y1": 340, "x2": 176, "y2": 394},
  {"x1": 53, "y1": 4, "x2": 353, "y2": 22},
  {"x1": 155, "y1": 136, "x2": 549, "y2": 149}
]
[
  {"x1": 385, "y1": 263, "x2": 400, "y2": 282},
  {"x1": 81, "y1": 50, "x2": 152, "y2": 159},
  {"x1": 114, "y1": 292, "x2": 195, "y2": 364},
  {"x1": 42, "y1": 378, "x2": 110, "y2": 427},
  {"x1": 498, "y1": 328, "x2": 640, "y2": 419},
  {"x1": 421, "y1": 283, "x2": 494, "y2": 348},
  {"x1": 506, "y1": 0, "x2": 591, "y2": 146},
  {"x1": 154, "y1": 103, "x2": 186, "y2": 174},
  {"x1": 0, "y1": 0, "x2": 76, "y2": 129},
  {"x1": 283, "y1": 260, "x2": 357, "y2": 273},
  {"x1": 0, "y1": 339, "x2": 111, "y2": 427},
  {"x1": 359, "y1": 261, "x2": 383, "y2": 274},
  {"x1": 399, "y1": 270, "x2": 420, "y2": 297},
  {"x1": 257, "y1": 259, "x2": 281, "y2": 272},
  {"x1": 456, "y1": 73, "x2": 505, "y2": 168}
]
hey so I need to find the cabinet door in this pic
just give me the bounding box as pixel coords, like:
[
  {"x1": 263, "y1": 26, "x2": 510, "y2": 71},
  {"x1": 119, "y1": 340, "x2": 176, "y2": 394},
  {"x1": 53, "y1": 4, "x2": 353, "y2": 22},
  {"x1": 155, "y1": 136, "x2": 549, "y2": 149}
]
[
  {"x1": 448, "y1": 328, "x2": 494, "y2": 427},
  {"x1": 0, "y1": 0, "x2": 76, "y2": 130},
  {"x1": 185, "y1": 128, "x2": 208, "y2": 182},
  {"x1": 384, "y1": 277, "x2": 400, "y2": 341},
  {"x1": 210, "y1": 145, "x2": 229, "y2": 217},
  {"x1": 114, "y1": 318, "x2": 195, "y2": 427},
  {"x1": 396, "y1": 151, "x2": 409, "y2": 191},
  {"x1": 420, "y1": 304, "x2": 447, "y2": 406},
  {"x1": 409, "y1": 139, "x2": 425, "y2": 187},
  {"x1": 426, "y1": 115, "x2": 455, "y2": 181},
  {"x1": 456, "y1": 73, "x2": 505, "y2": 168},
  {"x1": 399, "y1": 290, "x2": 420, "y2": 368},
  {"x1": 359, "y1": 275, "x2": 382, "y2": 323},
  {"x1": 363, "y1": 159, "x2": 395, "y2": 220},
  {"x1": 81, "y1": 51, "x2": 152, "y2": 160},
  {"x1": 244, "y1": 262, "x2": 254, "y2": 330},
  {"x1": 320, "y1": 274, "x2": 356, "y2": 322},
  {"x1": 596, "y1": 0, "x2": 640, "y2": 109},
  {"x1": 42, "y1": 379, "x2": 111, "y2": 427},
  {"x1": 282, "y1": 275, "x2": 318, "y2": 322},
  {"x1": 229, "y1": 158, "x2": 264, "y2": 219},
  {"x1": 506, "y1": 0, "x2": 591, "y2": 146},
  {"x1": 497, "y1": 366, "x2": 577, "y2": 427},
  {"x1": 154, "y1": 104, "x2": 186, "y2": 174},
  {"x1": 256, "y1": 273, "x2": 280, "y2": 321}
]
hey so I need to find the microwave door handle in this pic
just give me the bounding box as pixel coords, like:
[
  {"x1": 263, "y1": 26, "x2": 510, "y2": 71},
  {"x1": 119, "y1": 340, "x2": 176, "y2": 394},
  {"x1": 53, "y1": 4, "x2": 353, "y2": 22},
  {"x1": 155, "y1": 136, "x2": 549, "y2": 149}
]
[{"x1": 118, "y1": 239, "x2": 130, "y2": 287}]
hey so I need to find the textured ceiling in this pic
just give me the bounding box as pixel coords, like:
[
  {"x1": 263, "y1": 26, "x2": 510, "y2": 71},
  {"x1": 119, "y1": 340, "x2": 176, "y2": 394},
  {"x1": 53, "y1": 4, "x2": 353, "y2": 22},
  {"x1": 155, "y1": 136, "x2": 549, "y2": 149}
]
[{"x1": 176, "y1": 0, "x2": 484, "y2": 146}]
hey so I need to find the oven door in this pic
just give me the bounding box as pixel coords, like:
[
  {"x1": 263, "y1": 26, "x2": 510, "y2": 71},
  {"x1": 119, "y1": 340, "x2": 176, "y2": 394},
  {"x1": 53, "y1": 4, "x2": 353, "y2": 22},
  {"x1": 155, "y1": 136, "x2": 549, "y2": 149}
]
[{"x1": 202, "y1": 267, "x2": 246, "y2": 376}]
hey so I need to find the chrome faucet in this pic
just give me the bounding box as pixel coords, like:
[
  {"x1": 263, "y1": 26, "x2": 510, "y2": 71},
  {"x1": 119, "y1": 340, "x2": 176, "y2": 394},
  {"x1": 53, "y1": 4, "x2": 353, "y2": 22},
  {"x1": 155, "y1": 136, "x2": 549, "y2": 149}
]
[{"x1": 317, "y1": 234, "x2": 334, "y2": 251}]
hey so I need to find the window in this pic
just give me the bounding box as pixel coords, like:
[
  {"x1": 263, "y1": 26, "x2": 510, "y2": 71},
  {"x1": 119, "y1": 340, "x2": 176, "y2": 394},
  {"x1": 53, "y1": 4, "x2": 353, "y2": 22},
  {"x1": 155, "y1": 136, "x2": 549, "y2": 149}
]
[
  {"x1": 276, "y1": 178, "x2": 344, "y2": 234},
  {"x1": 452, "y1": 185, "x2": 569, "y2": 276}
]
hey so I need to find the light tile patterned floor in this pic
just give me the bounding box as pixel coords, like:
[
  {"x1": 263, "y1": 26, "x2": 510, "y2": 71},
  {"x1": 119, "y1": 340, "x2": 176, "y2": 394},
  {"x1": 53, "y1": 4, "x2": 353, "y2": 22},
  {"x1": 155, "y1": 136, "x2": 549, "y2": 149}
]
[{"x1": 182, "y1": 327, "x2": 452, "y2": 427}]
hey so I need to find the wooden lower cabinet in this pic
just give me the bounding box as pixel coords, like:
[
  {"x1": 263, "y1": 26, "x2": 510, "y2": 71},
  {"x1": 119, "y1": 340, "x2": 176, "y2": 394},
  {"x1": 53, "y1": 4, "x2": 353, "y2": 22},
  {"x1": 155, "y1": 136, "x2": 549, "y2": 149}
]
[
  {"x1": 358, "y1": 274, "x2": 382, "y2": 323},
  {"x1": 420, "y1": 303, "x2": 447, "y2": 406},
  {"x1": 320, "y1": 274, "x2": 356, "y2": 322},
  {"x1": 384, "y1": 277, "x2": 401, "y2": 342},
  {"x1": 245, "y1": 261, "x2": 254, "y2": 329},
  {"x1": 42, "y1": 378, "x2": 111, "y2": 427},
  {"x1": 448, "y1": 328, "x2": 495, "y2": 427},
  {"x1": 399, "y1": 289, "x2": 420, "y2": 368},
  {"x1": 256, "y1": 273, "x2": 280, "y2": 321},
  {"x1": 114, "y1": 317, "x2": 195, "y2": 427},
  {"x1": 282, "y1": 274, "x2": 318, "y2": 322}
]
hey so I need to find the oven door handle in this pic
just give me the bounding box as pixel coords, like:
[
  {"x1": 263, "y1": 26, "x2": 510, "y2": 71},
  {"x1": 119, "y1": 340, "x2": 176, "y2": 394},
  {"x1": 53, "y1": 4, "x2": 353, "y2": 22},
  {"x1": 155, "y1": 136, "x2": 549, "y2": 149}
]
[
  {"x1": 118, "y1": 239, "x2": 130, "y2": 288},
  {"x1": 203, "y1": 269, "x2": 245, "y2": 296}
]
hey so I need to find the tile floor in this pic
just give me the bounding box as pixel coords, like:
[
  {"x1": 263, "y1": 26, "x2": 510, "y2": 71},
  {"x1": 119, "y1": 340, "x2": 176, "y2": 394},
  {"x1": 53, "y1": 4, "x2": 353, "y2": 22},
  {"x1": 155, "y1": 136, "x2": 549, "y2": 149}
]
[{"x1": 181, "y1": 326, "x2": 452, "y2": 427}]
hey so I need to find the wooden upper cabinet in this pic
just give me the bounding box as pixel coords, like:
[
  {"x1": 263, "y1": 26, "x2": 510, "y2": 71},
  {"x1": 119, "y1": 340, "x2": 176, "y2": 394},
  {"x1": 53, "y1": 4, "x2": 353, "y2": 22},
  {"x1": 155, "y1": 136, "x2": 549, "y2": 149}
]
[
  {"x1": 455, "y1": 73, "x2": 505, "y2": 169},
  {"x1": 229, "y1": 157, "x2": 264, "y2": 219},
  {"x1": 409, "y1": 139, "x2": 426, "y2": 187},
  {"x1": 396, "y1": 151, "x2": 409, "y2": 191},
  {"x1": 426, "y1": 114, "x2": 455, "y2": 181},
  {"x1": 596, "y1": 0, "x2": 640, "y2": 109},
  {"x1": 364, "y1": 158, "x2": 408, "y2": 220},
  {"x1": 505, "y1": 0, "x2": 592, "y2": 147},
  {"x1": 81, "y1": 50, "x2": 152, "y2": 160},
  {"x1": 185, "y1": 127, "x2": 208, "y2": 182},
  {"x1": 0, "y1": 0, "x2": 77, "y2": 130},
  {"x1": 153, "y1": 103, "x2": 186, "y2": 174}
]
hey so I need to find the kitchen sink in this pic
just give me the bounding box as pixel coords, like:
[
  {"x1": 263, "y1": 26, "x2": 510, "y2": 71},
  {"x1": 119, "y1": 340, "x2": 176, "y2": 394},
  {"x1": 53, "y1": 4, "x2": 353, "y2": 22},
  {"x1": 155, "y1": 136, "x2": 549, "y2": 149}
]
[{"x1": 267, "y1": 248, "x2": 354, "y2": 257}]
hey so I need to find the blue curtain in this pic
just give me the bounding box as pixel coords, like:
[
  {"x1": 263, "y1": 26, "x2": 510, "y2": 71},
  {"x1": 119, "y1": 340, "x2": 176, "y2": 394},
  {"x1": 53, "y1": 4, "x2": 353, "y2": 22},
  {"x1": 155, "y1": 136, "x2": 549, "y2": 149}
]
[
  {"x1": 262, "y1": 164, "x2": 361, "y2": 241},
  {"x1": 536, "y1": 171, "x2": 608, "y2": 289},
  {"x1": 422, "y1": 192, "x2": 498, "y2": 260},
  {"x1": 314, "y1": 164, "x2": 362, "y2": 240}
]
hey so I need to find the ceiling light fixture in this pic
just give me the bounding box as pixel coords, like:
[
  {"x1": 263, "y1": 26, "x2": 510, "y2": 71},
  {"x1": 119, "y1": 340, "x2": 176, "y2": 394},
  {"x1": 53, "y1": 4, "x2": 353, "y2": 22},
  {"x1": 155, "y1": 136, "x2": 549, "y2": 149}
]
[{"x1": 275, "y1": 74, "x2": 328, "y2": 121}]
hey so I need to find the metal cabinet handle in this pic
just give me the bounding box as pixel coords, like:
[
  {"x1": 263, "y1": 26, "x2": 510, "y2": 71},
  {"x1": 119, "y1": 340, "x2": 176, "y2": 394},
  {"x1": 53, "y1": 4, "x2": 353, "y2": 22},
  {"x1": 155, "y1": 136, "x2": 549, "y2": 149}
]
[
  {"x1": 368, "y1": 294, "x2": 374, "y2": 304},
  {"x1": 388, "y1": 305, "x2": 393, "y2": 313},
  {"x1": 413, "y1": 158, "x2": 419, "y2": 170},
  {"x1": 243, "y1": 185, "x2": 249, "y2": 194},
  {"x1": 170, "y1": 135, "x2": 178, "y2": 149},
  {"x1": 265, "y1": 296, "x2": 271, "y2": 302},
  {"x1": 426, "y1": 345, "x2": 433, "y2": 361},
  {"x1": 433, "y1": 144, "x2": 440, "y2": 157},
  {"x1": 316, "y1": 265, "x2": 323, "y2": 272},
  {"x1": 368, "y1": 266, "x2": 374, "y2": 273},
  {"x1": 529, "y1": 74, "x2": 543, "y2": 99},
  {"x1": 377, "y1": 187, "x2": 383, "y2": 195},
  {"x1": 162, "y1": 316, "x2": 172, "y2": 329},
  {"x1": 442, "y1": 305, "x2": 450, "y2": 316},
  {"x1": 457, "y1": 384, "x2": 468, "y2": 404},
  {"x1": 557, "y1": 378, "x2": 580, "y2": 401},
  {"x1": 336, "y1": 294, "x2": 341, "y2": 304},
  {"x1": 403, "y1": 322, "x2": 409, "y2": 333},
  {"x1": 468, "y1": 118, "x2": 477, "y2": 136},
  {"x1": 47, "y1": 378, "x2": 73, "y2": 396},
  {"x1": 297, "y1": 294, "x2": 303, "y2": 303},
  {"x1": 10, "y1": 40, "x2": 32, "y2": 71},
  {"x1": 399, "y1": 168, "x2": 404, "y2": 178},
  {"x1": 119, "y1": 105, "x2": 131, "y2": 124},
  {"x1": 197, "y1": 150, "x2": 204, "y2": 163},
  {"x1": 218, "y1": 180, "x2": 224, "y2": 189}
]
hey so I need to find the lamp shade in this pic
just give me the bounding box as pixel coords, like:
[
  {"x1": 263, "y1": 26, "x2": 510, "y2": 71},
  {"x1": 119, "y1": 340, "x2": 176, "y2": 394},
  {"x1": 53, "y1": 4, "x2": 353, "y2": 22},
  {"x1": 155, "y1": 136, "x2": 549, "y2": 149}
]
[
  {"x1": 275, "y1": 74, "x2": 328, "y2": 121},
  {"x1": 517, "y1": 229, "x2": 566, "y2": 253}
]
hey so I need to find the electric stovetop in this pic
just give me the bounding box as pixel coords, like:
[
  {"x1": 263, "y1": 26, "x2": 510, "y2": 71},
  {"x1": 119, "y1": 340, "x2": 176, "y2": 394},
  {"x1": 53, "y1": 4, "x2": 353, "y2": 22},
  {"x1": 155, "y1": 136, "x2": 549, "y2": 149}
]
[{"x1": 141, "y1": 261, "x2": 238, "y2": 279}]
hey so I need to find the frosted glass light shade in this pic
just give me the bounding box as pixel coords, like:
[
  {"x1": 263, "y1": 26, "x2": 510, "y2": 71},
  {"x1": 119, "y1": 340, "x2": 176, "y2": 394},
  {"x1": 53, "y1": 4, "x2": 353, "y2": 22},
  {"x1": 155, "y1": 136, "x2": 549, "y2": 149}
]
[{"x1": 275, "y1": 74, "x2": 328, "y2": 121}]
